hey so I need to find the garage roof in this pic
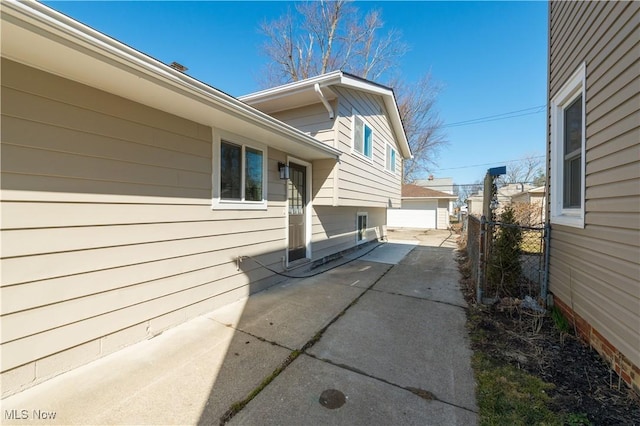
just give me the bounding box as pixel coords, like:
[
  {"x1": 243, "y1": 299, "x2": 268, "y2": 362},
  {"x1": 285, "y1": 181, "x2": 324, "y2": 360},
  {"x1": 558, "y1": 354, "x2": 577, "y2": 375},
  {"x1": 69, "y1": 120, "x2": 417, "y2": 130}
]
[{"x1": 402, "y1": 184, "x2": 457, "y2": 199}]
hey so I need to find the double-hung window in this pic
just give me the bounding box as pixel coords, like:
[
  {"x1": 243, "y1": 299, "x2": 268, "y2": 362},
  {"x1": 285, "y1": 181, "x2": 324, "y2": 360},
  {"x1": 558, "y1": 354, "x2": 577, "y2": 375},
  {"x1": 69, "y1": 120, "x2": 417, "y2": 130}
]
[
  {"x1": 385, "y1": 144, "x2": 397, "y2": 173},
  {"x1": 353, "y1": 111, "x2": 373, "y2": 159},
  {"x1": 214, "y1": 136, "x2": 267, "y2": 209},
  {"x1": 550, "y1": 63, "x2": 586, "y2": 228}
]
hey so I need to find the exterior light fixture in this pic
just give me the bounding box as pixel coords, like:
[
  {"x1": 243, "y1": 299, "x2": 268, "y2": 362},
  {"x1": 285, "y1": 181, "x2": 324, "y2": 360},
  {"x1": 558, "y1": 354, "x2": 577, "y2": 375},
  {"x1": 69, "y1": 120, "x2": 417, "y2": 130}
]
[{"x1": 278, "y1": 162, "x2": 289, "y2": 180}]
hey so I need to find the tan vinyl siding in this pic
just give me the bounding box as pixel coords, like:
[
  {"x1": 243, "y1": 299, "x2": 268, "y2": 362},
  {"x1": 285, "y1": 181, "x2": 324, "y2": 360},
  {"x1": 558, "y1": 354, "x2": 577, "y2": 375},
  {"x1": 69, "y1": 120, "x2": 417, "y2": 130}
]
[
  {"x1": 333, "y1": 87, "x2": 402, "y2": 208},
  {"x1": 311, "y1": 158, "x2": 337, "y2": 205},
  {"x1": 312, "y1": 206, "x2": 385, "y2": 259},
  {"x1": 548, "y1": 1, "x2": 640, "y2": 368},
  {"x1": 270, "y1": 103, "x2": 338, "y2": 206},
  {"x1": 0, "y1": 60, "x2": 289, "y2": 388},
  {"x1": 271, "y1": 102, "x2": 337, "y2": 147}
]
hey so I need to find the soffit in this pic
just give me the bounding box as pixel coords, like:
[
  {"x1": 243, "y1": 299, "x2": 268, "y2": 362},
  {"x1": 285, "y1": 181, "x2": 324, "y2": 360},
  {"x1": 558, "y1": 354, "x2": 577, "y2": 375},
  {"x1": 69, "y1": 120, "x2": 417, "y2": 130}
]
[{"x1": 1, "y1": 1, "x2": 340, "y2": 161}]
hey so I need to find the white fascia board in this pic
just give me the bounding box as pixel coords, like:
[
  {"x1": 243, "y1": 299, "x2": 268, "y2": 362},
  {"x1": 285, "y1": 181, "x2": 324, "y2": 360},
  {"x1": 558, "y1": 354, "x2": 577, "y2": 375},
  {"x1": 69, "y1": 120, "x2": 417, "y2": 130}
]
[
  {"x1": 2, "y1": 0, "x2": 340, "y2": 161},
  {"x1": 337, "y1": 74, "x2": 411, "y2": 160},
  {"x1": 239, "y1": 71, "x2": 344, "y2": 103},
  {"x1": 242, "y1": 71, "x2": 412, "y2": 160}
]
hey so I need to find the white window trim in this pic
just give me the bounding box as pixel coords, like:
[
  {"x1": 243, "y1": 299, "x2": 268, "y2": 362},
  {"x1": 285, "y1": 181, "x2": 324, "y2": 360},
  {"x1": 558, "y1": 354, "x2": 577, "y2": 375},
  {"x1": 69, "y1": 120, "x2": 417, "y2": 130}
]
[
  {"x1": 550, "y1": 62, "x2": 586, "y2": 228},
  {"x1": 351, "y1": 109, "x2": 374, "y2": 163},
  {"x1": 356, "y1": 211, "x2": 369, "y2": 244},
  {"x1": 212, "y1": 129, "x2": 268, "y2": 210},
  {"x1": 385, "y1": 143, "x2": 397, "y2": 174}
]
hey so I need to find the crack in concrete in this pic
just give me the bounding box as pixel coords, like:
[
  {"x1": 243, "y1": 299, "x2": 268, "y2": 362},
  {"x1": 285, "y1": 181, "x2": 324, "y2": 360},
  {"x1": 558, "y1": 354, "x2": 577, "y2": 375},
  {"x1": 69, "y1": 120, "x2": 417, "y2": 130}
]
[
  {"x1": 218, "y1": 264, "x2": 394, "y2": 425},
  {"x1": 218, "y1": 240, "x2": 474, "y2": 423},
  {"x1": 307, "y1": 353, "x2": 479, "y2": 415},
  {"x1": 368, "y1": 287, "x2": 468, "y2": 310}
]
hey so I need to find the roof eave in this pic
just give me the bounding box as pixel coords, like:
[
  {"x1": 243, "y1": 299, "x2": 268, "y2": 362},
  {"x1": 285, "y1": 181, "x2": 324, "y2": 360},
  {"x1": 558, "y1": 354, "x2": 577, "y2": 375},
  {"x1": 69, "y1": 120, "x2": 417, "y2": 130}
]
[
  {"x1": 1, "y1": 0, "x2": 340, "y2": 161},
  {"x1": 241, "y1": 71, "x2": 412, "y2": 160}
]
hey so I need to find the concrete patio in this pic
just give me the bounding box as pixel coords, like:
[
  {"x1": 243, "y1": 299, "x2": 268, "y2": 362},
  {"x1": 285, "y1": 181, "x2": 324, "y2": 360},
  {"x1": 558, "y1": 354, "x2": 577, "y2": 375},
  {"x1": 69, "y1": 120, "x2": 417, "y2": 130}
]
[{"x1": 1, "y1": 229, "x2": 477, "y2": 425}]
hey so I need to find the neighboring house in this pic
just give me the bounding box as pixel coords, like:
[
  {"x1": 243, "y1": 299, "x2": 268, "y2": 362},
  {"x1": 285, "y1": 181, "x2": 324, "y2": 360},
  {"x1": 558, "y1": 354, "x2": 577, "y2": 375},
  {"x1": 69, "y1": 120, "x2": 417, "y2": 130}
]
[
  {"x1": 387, "y1": 184, "x2": 457, "y2": 230},
  {"x1": 414, "y1": 177, "x2": 454, "y2": 194},
  {"x1": 510, "y1": 186, "x2": 546, "y2": 226},
  {"x1": 466, "y1": 193, "x2": 483, "y2": 217},
  {"x1": 466, "y1": 183, "x2": 534, "y2": 218},
  {"x1": 0, "y1": 1, "x2": 409, "y2": 397},
  {"x1": 414, "y1": 176, "x2": 456, "y2": 218},
  {"x1": 546, "y1": 1, "x2": 639, "y2": 392}
]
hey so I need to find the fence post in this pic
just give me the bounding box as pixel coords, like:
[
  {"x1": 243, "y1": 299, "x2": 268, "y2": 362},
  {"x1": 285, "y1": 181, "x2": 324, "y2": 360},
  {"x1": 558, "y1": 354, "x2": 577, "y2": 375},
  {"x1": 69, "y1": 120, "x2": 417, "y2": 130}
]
[
  {"x1": 477, "y1": 215, "x2": 486, "y2": 304},
  {"x1": 542, "y1": 223, "x2": 551, "y2": 303}
]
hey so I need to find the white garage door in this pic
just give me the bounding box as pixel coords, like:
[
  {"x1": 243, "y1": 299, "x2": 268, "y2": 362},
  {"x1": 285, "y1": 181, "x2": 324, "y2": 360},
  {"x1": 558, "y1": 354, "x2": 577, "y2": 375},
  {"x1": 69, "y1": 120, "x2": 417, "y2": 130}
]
[{"x1": 387, "y1": 200, "x2": 437, "y2": 229}]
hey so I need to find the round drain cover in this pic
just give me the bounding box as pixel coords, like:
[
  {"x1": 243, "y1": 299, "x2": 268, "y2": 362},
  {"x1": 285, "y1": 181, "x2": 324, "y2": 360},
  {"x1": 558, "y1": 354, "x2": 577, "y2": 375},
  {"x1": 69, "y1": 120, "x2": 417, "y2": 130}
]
[{"x1": 319, "y1": 389, "x2": 346, "y2": 409}]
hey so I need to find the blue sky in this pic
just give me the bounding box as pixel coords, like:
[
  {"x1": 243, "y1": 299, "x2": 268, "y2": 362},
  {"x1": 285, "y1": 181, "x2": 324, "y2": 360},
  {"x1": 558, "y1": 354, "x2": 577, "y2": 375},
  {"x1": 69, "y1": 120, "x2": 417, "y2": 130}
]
[{"x1": 45, "y1": 1, "x2": 548, "y2": 188}]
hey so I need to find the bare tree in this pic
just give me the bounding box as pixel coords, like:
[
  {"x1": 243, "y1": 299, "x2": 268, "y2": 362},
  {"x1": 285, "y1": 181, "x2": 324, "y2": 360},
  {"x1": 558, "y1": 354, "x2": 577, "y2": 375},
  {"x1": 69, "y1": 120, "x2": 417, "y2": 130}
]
[
  {"x1": 454, "y1": 180, "x2": 483, "y2": 206},
  {"x1": 258, "y1": 1, "x2": 446, "y2": 182},
  {"x1": 497, "y1": 153, "x2": 545, "y2": 187},
  {"x1": 394, "y1": 74, "x2": 447, "y2": 183},
  {"x1": 259, "y1": 1, "x2": 408, "y2": 86}
]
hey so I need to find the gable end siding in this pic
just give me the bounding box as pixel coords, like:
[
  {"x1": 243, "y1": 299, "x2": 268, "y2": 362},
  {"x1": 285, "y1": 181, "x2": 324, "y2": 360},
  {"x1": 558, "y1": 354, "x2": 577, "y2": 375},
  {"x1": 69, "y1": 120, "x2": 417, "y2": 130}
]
[{"x1": 334, "y1": 87, "x2": 402, "y2": 208}]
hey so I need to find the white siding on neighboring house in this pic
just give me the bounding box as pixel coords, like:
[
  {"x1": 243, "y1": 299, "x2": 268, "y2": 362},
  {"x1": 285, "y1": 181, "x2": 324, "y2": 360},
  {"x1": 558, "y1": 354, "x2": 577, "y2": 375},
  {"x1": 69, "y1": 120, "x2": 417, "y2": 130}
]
[
  {"x1": 437, "y1": 200, "x2": 450, "y2": 230},
  {"x1": 388, "y1": 199, "x2": 451, "y2": 230},
  {"x1": 388, "y1": 200, "x2": 437, "y2": 229}
]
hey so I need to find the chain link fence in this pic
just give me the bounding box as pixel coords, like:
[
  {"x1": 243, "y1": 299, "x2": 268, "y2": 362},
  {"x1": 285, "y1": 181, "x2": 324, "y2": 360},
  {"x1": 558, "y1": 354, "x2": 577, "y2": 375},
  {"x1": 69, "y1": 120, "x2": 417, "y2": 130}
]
[
  {"x1": 464, "y1": 212, "x2": 549, "y2": 306},
  {"x1": 465, "y1": 215, "x2": 481, "y2": 286}
]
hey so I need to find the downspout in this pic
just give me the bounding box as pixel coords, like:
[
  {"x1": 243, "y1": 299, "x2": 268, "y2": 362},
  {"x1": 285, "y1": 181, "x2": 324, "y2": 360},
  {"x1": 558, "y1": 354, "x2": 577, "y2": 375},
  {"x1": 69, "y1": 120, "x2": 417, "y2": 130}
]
[{"x1": 314, "y1": 83, "x2": 334, "y2": 120}]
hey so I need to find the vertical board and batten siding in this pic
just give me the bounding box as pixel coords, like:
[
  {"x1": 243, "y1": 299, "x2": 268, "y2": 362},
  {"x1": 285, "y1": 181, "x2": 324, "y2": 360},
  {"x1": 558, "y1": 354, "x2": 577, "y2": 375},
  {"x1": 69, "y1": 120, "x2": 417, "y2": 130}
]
[
  {"x1": 0, "y1": 60, "x2": 290, "y2": 395},
  {"x1": 271, "y1": 103, "x2": 338, "y2": 206},
  {"x1": 548, "y1": 1, "x2": 640, "y2": 368},
  {"x1": 333, "y1": 87, "x2": 402, "y2": 208}
]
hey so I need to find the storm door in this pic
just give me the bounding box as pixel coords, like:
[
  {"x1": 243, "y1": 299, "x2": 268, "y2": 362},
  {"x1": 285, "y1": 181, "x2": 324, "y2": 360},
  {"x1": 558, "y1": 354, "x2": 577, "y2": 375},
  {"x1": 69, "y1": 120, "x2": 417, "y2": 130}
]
[{"x1": 288, "y1": 162, "x2": 307, "y2": 262}]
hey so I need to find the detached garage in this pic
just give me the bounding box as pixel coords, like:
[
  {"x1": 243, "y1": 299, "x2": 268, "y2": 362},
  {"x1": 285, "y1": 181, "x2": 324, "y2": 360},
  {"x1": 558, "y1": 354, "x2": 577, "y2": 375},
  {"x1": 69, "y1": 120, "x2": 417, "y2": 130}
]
[{"x1": 387, "y1": 184, "x2": 457, "y2": 230}]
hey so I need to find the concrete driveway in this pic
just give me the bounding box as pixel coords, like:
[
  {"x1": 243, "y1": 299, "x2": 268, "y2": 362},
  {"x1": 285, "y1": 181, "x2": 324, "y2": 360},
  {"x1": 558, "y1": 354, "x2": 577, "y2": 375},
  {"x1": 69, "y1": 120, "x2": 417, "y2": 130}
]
[{"x1": 1, "y1": 229, "x2": 477, "y2": 425}]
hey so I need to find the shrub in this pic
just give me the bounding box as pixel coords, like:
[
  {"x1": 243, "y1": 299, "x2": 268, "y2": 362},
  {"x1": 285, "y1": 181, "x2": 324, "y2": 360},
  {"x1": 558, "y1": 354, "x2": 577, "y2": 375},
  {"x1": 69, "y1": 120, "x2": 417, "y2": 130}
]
[{"x1": 487, "y1": 206, "x2": 523, "y2": 297}]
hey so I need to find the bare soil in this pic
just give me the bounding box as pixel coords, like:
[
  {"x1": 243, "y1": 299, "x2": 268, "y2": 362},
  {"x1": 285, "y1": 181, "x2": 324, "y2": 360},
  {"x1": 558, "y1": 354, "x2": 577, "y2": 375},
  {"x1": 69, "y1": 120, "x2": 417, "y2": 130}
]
[{"x1": 457, "y1": 249, "x2": 640, "y2": 425}]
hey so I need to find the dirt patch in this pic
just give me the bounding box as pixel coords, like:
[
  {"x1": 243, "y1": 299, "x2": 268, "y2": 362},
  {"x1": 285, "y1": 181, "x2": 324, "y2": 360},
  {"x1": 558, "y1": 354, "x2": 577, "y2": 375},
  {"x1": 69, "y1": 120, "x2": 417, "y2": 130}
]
[
  {"x1": 386, "y1": 227, "x2": 430, "y2": 241},
  {"x1": 457, "y1": 248, "x2": 640, "y2": 424},
  {"x1": 386, "y1": 227, "x2": 453, "y2": 243}
]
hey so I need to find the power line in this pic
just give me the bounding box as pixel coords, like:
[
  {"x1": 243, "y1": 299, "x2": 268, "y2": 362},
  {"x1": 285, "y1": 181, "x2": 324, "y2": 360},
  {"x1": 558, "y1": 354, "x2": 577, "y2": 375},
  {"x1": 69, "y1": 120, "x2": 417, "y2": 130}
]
[
  {"x1": 442, "y1": 104, "x2": 546, "y2": 128},
  {"x1": 431, "y1": 155, "x2": 545, "y2": 172},
  {"x1": 409, "y1": 181, "x2": 540, "y2": 189}
]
